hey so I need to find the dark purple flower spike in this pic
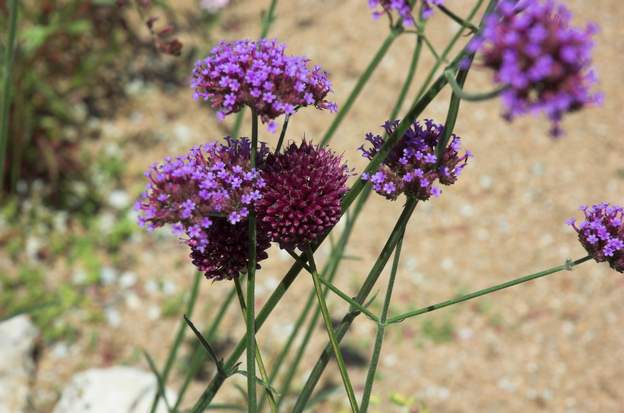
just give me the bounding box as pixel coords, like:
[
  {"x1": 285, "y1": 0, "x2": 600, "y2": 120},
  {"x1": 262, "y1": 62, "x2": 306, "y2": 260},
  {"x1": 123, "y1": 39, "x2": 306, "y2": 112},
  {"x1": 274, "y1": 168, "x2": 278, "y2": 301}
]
[{"x1": 257, "y1": 140, "x2": 350, "y2": 250}]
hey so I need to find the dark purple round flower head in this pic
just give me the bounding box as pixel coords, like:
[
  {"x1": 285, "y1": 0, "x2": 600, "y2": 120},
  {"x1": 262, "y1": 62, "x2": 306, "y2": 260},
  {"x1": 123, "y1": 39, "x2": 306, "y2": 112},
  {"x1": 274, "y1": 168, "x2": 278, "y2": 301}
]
[
  {"x1": 191, "y1": 39, "x2": 336, "y2": 132},
  {"x1": 567, "y1": 203, "x2": 624, "y2": 273},
  {"x1": 471, "y1": 0, "x2": 602, "y2": 136},
  {"x1": 368, "y1": 0, "x2": 443, "y2": 26},
  {"x1": 360, "y1": 119, "x2": 471, "y2": 201},
  {"x1": 257, "y1": 140, "x2": 350, "y2": 250},
  {"x1": 136, "y1": 137, "x2": 272, "y2": 279},
  {"x1": 190, "y1": 218, "x2": 270, "y2": 280}
]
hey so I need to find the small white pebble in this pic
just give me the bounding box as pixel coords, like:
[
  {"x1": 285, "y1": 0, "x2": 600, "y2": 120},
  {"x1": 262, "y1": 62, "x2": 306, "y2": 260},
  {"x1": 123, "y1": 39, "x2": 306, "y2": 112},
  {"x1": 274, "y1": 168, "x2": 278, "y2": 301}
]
[
  {"x1": 119, "y1": 271, "x2": 137, "y2": 289},
  {"x1": 100, "y1": 267, "x2": 118, "y2": 285}
]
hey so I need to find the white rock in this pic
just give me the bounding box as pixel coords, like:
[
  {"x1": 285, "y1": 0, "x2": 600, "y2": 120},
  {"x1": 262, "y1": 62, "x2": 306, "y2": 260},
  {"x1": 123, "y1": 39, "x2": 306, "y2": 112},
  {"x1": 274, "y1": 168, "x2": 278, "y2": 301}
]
[
  {"x1": 0, "y1": 315, "x2": 38, "y2": 413},
  {"x1": 52, "y1": 367, "x2": 176, "y2": 413}
]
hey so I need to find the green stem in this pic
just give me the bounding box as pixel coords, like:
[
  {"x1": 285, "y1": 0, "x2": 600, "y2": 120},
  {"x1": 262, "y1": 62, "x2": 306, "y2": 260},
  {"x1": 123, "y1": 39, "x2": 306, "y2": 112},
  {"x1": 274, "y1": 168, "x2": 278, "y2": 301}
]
[
  {"x1": 360, "y1": 226, "x2": 406, "y2": 412},
  {"x1": 149, "y1": 271, "x2": 202, "y2": 413},
  {"x1": 274, "y1": 186, "x2": 372, "y2": 410},
  {"x1": 144, "y1": 351, "x2": 173, "y2": 413},
  {"x1": 274, "y1": 115, "x2": 290, "y2": 154},
  {"x1": 388, "y1": 33, "x2": 424, "y2": 121},
  {"x1": 292, "y1": 198, "x2": 418, "y2": 413},
  {"x1": 435, "y1": 0, "x2": 501, "y2": 159},
  {"x1": 288, "y1": 249, "x2": 379, "y2": 322},
  {"x1": 437, "y1": 5, "x2": 480, "y2": 32},
  {"x1": 173, "y1": 287, "x2": 236, "y2": 411},
  {"x1": 259, "y1": 0, "x2": 278, "y2": 38},
  {"x1": 320, "y1": 28, "x2": 401, "y2": 146},
  {"x1": 305, "y1": 248, "x2": 359, "y2": 413},
  {"x1": 234, "y1": 278, "x2": 278, "y2": 413},
  {"x1": 444, "y1": 68, "x2": 507, "y2": 101},
  {"x1": 229, "y1": 0, "x2": 278, "y2": 140},
  {"x1": 413, "y1": 0, "x2": 485, "y2": 102},
  {"x1": 0, "y1": 0, "x2": 19, "y2": 189},
  {"x1": 387, "y1": 256, "x2": 592, "y2": 325},
  {"x1": 246, "y1": 112, "x2": 258, "y2": 413}
]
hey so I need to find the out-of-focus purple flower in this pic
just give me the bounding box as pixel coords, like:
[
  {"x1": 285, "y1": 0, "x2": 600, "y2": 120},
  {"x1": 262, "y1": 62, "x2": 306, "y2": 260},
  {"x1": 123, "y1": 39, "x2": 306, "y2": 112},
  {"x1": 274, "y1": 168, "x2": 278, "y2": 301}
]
[
  {"x1": 359, "y1": 119, "x2": 471, "y2": 201},
  {"x1": 472, "y1": 0, "x2": 602, "y2": 136},
  {"x1": 200, "y1": 0, "x2": 230, "y2": 13},
  {"x1": 257, "y1": 140, "x2": 350, "y2": 250},
  {"x1": 191, "y1": 39, "x2": 336, "y2": 131},
  {"x1": 136, "y1": 136, "x2": 268, "y2": 238},
  {"x1": 368, "y1": 0, "x2": 443, "y2": 26},
  {"x1": 568, "y1": 203, "x2": 624, "y2": 273},
  {"x1": 190, "y1": 218, "x2": 270, "y2": 280}
]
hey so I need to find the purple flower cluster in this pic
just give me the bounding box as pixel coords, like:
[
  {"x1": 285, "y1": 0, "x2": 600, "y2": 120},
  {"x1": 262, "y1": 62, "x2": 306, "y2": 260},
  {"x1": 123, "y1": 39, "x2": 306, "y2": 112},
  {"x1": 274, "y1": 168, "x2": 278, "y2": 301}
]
[
  {"x1": 368, "y1": 0, "x2": 443, "y2": 26},
  {"x1": 136, "y1": 137, "x2": 271, "y2": 279},
  {"x1": 190, "y1": 219, "x2": 270, "y2": 280},
  {"x1": 360, "y1": 119, "x2": 471, "y2": 201},
  {"x1": 191, "y1": 39, "x2": 336, "y2": 132},
  {"x1": 471, "y1": 0, "x2": 602, "y2": 136},
  {"x1": 257, "y1": 141, "x2": 350, "y2": 250},
  {"x1": 567, "y1": 203, "x2": 624, "y2": 273}
]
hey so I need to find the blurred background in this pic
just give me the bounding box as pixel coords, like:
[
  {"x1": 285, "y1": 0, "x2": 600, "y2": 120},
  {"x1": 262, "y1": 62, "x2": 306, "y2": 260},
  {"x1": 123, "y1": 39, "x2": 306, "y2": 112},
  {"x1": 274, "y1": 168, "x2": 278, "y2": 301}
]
[{"x1": 1, "y1": 0, "x2": 623, "y2": 412}]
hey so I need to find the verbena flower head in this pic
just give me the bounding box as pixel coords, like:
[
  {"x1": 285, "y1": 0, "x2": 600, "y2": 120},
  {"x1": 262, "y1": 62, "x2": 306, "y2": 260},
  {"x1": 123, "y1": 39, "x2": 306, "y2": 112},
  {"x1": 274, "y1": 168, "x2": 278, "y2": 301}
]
[
  {"x1": 190, "y1": 218, "x2": 270, "y2": 280},
  {"x1": 471, "y1": 0, "x2": 602, "y2": 136},
  {"x1": 257, "y1": 140, "x2": 350, "y2": 250},
  {"x1": 567, "y1": 203, "x2": 624, "y2": 273},
  {"x1": 360, "y1": 119, "x2": 471, "y2": 201},
  {"x1": 368, "y1": 0, "x2": 443, "y2": 26},
  {"x1": 191, "y1": 39, "x2": 336, "y2": 132},
  {"x1": 136, "y1": 137, "x2": 268, "y2": 238}
]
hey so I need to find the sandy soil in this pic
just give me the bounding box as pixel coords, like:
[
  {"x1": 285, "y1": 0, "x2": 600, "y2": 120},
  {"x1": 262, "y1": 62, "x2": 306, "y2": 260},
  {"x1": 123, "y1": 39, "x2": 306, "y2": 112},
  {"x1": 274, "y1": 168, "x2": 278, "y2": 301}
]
[{"x1": 26, "y1": 0, "x2": 624, "y2": 412}]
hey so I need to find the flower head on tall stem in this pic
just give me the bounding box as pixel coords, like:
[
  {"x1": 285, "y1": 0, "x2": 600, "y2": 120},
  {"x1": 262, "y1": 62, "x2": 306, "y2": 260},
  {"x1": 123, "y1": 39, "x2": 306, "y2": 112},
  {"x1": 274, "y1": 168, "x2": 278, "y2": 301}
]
[
  {"x1": 567, "y1": 203, "x2": 624, "y2": 273},
  {"x1": 135, "y1": 137, "x2": 271, "y2": 279},
  {"x1": 191, "y1": 39, "x2": 336, "y2": 132},
  {"x1": 470, "y1": 0, "x2": 602, "y2": 136},
  {"x1": 257, "y1": 140, "x2": 350, "y2": 250},
  {"x1": 368, "y1": 0, "x2": 444, "y2": 26},
  {"x1": 360, "y1": 119, "x2": 471, "y2": 201}
]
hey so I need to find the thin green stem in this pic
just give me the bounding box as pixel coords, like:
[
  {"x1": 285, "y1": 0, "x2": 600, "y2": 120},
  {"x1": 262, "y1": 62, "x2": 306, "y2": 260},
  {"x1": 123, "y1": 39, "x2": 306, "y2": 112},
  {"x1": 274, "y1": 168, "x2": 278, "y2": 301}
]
[
  {"x1": 438, "y1": 5, "x2": 480, "y2": 32},
  {"x1": 388, "y1": 33, "x2": 424, "y2": 121},
  {"x1": 305, "y1": 248, "x2": 359, "y2": 413},
  {"x1": 320, "y1": 28, "x2": 401, "y2": 146},
  {"x1": 173, "y1": 287, "x2": 236, "y2": 411},
  {"x1": 259, "y1": 0, "x2": 278, "y2": 38},
  {"x1": 149, "y1": 271, "x2": 202, "y2": 413},
  {"x1": 414, "y1": 0, "x2": 485, "y2": 102},
  {"x1": 444, "y1": 68, "x2": 507, "y2": 101},
  {"x1": 234, "y1": 279, "x2": 278, "y2": 413},
  {"x1": 0, "y1": 0, "x2": 19, "y2": 188},
  {"x1": 360, "y1": 226, "x2": 406, "y2": 412},
  {"x1": 274, "y1": 115, "x2": 290, "y2": 154},
  {"x1": 229, "y1": 0, "x2": 278, "y2": 139},
  {"x1": 287, "y1": 249, "x2": 379, "y2": 322},
  {"x1": 292, "y1": 198, "x2": 418, "y2": 413},
  {"x1": 275, "y1": 186, "x2": 372, "y2": 410},
  {"x1": 246, "y1": 112, "x2": 259, "y2": 413},
  {"x1": 387, "y1": 256, "x2": 592, "y2": 325},
  {"x1": 144, "y1": 351, "x2": 173, "y2": 413}
]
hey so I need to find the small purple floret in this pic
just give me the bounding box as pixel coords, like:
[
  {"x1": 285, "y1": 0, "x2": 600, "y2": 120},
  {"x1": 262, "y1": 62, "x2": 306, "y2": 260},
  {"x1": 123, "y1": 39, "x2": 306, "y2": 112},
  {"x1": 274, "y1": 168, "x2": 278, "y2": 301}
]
[
  {"x1": 568, "y1": 203, "x2": 624, "y2": 273},
  {"x1": 368, "y1": 0, "x2": 443, "y2": 26},
  {"x1": 191, "y1": 39, "x2": 336, "y2": 131},
  {"x1": 474, "y1": 0, "x2": 602, "y2": 136},
  {"x1": 359, "y1": 119, "x2": 471, "y2": 201}
]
